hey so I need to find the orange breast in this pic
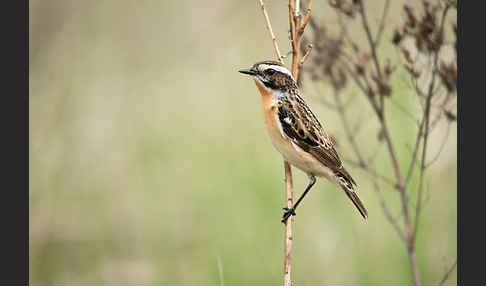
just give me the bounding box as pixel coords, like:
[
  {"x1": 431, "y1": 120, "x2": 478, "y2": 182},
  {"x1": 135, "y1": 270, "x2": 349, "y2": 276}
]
[
  {"x1": 254, "y1": 80, "x2": 284, "y2": 142},
  {"x1": 253, "y1": 79, "x2": 335, "y2": 180}
]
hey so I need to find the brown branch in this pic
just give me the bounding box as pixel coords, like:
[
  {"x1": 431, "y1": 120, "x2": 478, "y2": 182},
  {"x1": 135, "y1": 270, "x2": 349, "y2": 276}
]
[
  {"x1": 289, "y1": 0, "x2": 295, "y2": 50},
  {"x1": 301, "y1": 0, "x2": 312, "y2": 31},
  {"x1": 425, "y1": 120, "x2": 451, "y2": 168},
  {"x1": 290, "y1": 0, "x2": 312, "y2": 80},
  {"x1": 411, "y1": 3, "x2": 452, "y2": 244},
  {"x1": 372, "y1": 180, "x2": 406, "y2": 242},
  {"x1": 438, "y1": 258, "x2": 457, "y2": 286},
  {"x1": 255, "y1": 2, "x2": 294, "y2": 286},
  {"x1": 375, "y1": 0, "x2": 391, "y2": 47},
  {"x1": 345, "y1": 159, "x2": 396, "y2": 188},
  {"x1": 299, "y1": 44, "x2": 313, "y2": 68},
  {"x1": 291, "y1": 20, "x2": 302, "y2": 78},
  {"x1": 378, "y1": 114, "x2": 404, "y2": 186},
  {"x1": 403, "y1": 117, "x2": 426, "y2": 190},
  {"x1": 338, "y1": 58, "x2": 381, "y2": 115},
  {"x1": 306, "y1": 2, "x2": 456, "y2": 286},
  {"x1": 258, "y1": 0, "x2": 284, "y2": 64},
  {"x1": 357, "y1": 1, "x2": 383, "y2": 79},
  {"x1": 284, "y1": 2, "x2": 312, "y2": 285},
  {"x1": 333, "y1": 89, "x2": 366, "y2": 166},
  {"x1": 283, "y1": 161, "x2": 294, "y2": 286},
  {"x1": 352, "y1": 7, "x2": 424, "y2": 282}
]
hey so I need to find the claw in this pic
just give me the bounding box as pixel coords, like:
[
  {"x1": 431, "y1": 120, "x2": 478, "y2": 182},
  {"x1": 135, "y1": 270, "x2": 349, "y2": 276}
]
[{"x1": 281, "y1": 207, "x2": 296, "y2": 224}]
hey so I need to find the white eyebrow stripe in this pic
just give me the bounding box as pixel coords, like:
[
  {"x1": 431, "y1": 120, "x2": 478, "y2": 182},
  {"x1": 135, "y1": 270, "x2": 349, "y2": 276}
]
[{"x1": 259, "y1": 64, "x2": 294, "y2": 80}]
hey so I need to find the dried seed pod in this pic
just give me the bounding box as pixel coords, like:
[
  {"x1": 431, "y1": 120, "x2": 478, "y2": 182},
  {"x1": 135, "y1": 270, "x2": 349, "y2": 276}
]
[
  {"x1": 384, "y1": 58, "x2": 395, "y2": 78},
  {"x1": 438, "y1": 60, "x2": 457, "y2": 92},
  {"x1": 404, "y1": 63, "x2": 421, "y2": 78},
  {"x1": 333, "y1": 66, "x2": 347, "y2": 90},
  {"x1": 401, "y1": 46, "x2": 413, "y2": 63},
  {"x1": 354, "y1": 52, "x2": 370, "y2": 75},
  {"x1": 450, "y1": 0, "x2": 457, "y2": 9},
  {"x1": 366, "y1": 86, "x2": 376, "y2": 99},
  {"x1": 328, "y1": 0, "x2": 343, "y2": 9},
  {"x1": 419, "y1": 3, "x2": 437, "y2": 36},
  {"x1": 426, "y1": 30, "x2": 443, "y2": 52},
  {"x1": 341, "y1": 2, "x2": 355, "y2": 17},
  {"x1": 444, "y1": 109, "x2": 457, "y2": 121},
  {"x1": 354, "y1": 61, "x2": 365, "y2": 75},
  {"x1": 337, "y1": 67, "x2": 347, "y2": 88},
  {"x1": 371, "y1": 72, "x2": 392, "y2": 97},
  {"x1": 392, "y1": 28, "x2": 404, "y2": 45},
  {"x1": 414, "y1": 33, "x2": 426, "y2": 53},
  {"x1": 404, "y1": 4, "x2": 417, "y2": 29}
]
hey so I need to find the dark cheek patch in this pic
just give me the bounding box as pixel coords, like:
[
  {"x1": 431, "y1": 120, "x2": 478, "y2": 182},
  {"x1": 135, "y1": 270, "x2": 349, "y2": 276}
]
[{"x1": 263, "y1": 79, "x2": 279, "y2": 90}]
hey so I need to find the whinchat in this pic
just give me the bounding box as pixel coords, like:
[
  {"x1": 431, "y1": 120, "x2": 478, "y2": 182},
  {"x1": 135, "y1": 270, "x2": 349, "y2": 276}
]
[{"x1": 239, "y1": 60, "x2": 368, "y2": 223}]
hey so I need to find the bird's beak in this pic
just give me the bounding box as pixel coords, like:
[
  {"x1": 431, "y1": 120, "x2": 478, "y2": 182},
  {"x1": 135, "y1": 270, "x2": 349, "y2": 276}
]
[{"x1": 238, "y1": 68, "x2": 257, "y2": 76}]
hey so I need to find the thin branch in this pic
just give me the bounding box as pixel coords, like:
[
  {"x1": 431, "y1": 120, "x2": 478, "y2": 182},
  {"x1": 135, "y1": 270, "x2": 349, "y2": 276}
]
[
  {"x1": 258, "y1": 0, "x2": 284, "y2": 64},
  {"x1": 283, "y1": 161, "x2": 293, "y2": 286},
  {"x1": 412, "y1": 3, "x2": 452, "y2": 243},
  {"x1": 299, "y1": 44, "x2": 313, "y2": 67},
  {"x1": 375, "y1": 0, "x2": 391, "y2": 47},
  {"x1": 357, "y1": 1, "x2": 383, "y2": 79},
  {"x1": 345, "y1": 159, "x2": 396, "y2": 187},
  {"x1": 289, "y1": 0, "x2": 295, "y2": 50},
  {"x1": 338, "y1": 59, "x2": 381, "y2": 115},
  {"x1": 306, "y1": 3, "x2": 456, "y2": 286},
  {"x1": 372, "y1": 180, "x2": 406, "y2": 242},
  {"x1": 301, "y1": 0, "x2": 313, "y2": 31},
  {"x1": 403, "y1": 116, "x2": 426, "y2": 191},
  {"x1": 390, "y1": 97, "x2": 421, "y2": 126},
  {"x1": 438, "y1": 258, "x2": 457, "y2": 286},
  {"x1": 333, "y1": 89, "x2": 366, "y2": 166},
  {"x1": 425, "y1": 121, "x2": 452, "y2": 168},
  {"x1": 255, "y1": 2, "x2": 294, "y2": 286},
  {"x1": 337, "y1": 12, "x2": 359, "y2": 53}
]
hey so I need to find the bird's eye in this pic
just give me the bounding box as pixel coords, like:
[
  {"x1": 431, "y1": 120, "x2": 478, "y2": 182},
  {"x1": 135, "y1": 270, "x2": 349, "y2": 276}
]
[{"x1": 265, "y1": 69, "x2": 276, "y2": 76}]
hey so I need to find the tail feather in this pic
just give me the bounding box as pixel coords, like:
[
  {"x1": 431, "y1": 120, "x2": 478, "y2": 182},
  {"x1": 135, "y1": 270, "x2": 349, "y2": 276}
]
[{"x1": 335, "y1": 168, "x2": 368, "y2": 220}]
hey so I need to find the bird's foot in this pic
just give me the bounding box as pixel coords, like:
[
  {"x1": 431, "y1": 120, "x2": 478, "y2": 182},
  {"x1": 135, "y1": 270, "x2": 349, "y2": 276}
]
[{"x1": 281, "y1": 207, "x2": 296, "y2": 224}]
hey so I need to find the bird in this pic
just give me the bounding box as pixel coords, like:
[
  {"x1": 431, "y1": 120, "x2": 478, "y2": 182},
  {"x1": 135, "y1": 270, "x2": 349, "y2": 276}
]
[{"x1": 239, "y1": 60, "x2": 368, "y2": 224}]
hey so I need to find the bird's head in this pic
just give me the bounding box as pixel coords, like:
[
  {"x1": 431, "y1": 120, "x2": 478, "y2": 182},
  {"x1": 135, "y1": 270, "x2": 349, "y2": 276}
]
[{"x1": 239, "y1": 60, "x2": 297, "y2": 93}]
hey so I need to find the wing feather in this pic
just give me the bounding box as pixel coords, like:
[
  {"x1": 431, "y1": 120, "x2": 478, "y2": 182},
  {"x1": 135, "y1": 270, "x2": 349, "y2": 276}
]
[{"x1": 277, "y1": 95, "x2": 343, "y2": 171}]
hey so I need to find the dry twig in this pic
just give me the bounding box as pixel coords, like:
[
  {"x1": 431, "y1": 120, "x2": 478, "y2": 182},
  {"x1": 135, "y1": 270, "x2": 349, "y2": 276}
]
[
  {"x1": 257, "y1": 0, "x2": 284, "y2": 64},
  {"x1": 302, "y1": 1, "x2": 457, "y2": 285},
  {"x1": 255, "y1": 1, "x2": 313, "y2": 285},
  {"x1": 438, "y1": 258, "x2": 457, "y2": 286}
]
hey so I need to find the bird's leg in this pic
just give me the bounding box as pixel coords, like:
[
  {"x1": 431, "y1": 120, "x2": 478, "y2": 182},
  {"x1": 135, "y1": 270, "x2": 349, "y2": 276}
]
[{"x1": 282, "y1": 174, "x2": 317, "y2": 224}]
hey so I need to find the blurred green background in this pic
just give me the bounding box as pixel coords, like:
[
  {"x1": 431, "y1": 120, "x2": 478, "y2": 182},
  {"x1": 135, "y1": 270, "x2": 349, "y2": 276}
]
[{"x1": 29, "y1": 0, "x2": 456, "y2": 285}]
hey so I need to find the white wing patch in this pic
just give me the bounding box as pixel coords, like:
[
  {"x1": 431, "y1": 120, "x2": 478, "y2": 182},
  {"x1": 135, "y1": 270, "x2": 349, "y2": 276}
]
[
  {"x1": 274, "y1": 112, "x2": 286, "y2": 138},
  {"x1": 290, "y1": 141, "x2": 303, "y2": 152},
  {"x1": 273, "y1": 107, "x2": 301, "y2": 153}
]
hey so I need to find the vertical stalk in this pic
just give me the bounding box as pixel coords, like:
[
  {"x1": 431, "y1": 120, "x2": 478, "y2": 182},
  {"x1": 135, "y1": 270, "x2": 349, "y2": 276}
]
[{"x1": 283, "y1": 161, "x2": 293, "y2": 286}]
